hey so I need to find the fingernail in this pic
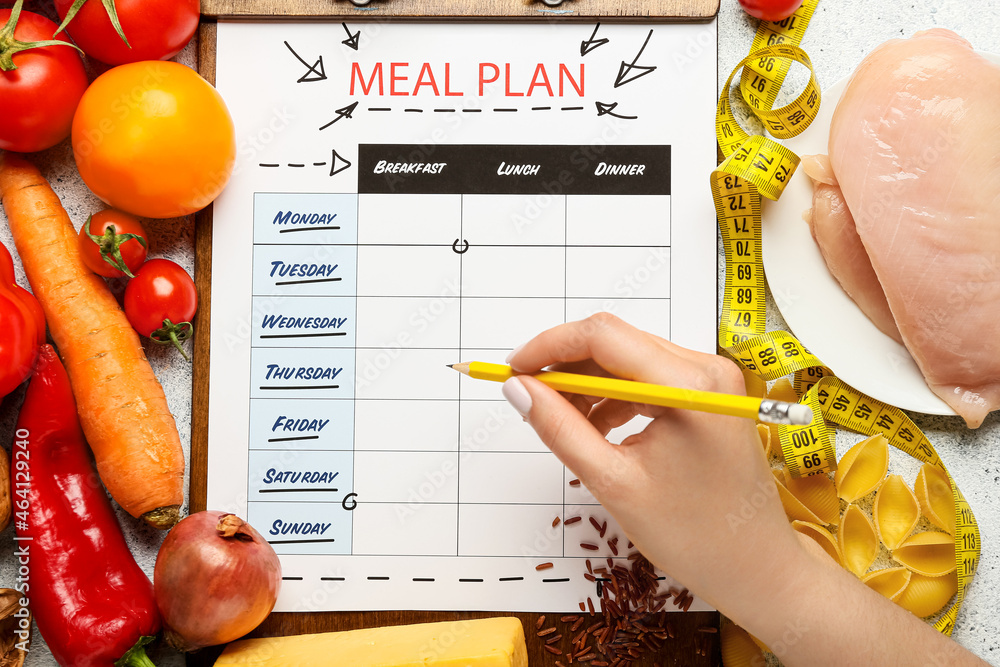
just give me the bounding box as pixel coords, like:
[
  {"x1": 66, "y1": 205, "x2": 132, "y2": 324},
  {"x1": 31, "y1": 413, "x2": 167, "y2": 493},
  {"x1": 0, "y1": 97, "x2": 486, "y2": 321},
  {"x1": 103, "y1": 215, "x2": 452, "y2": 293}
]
[
  {"x1": 505, "y1": 343, "x2": 525, "y2": 364},
  {"x1": 502, "y1": 376, "x2": 532, "y2": 419}
]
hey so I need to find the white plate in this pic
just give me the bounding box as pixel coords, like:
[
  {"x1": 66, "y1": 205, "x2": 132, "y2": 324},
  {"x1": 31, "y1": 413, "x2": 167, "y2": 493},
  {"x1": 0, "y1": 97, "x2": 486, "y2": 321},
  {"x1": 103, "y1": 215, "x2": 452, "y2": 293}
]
[{"x1": 761, "y1": 52, "x2": 1000, "y2": 416}]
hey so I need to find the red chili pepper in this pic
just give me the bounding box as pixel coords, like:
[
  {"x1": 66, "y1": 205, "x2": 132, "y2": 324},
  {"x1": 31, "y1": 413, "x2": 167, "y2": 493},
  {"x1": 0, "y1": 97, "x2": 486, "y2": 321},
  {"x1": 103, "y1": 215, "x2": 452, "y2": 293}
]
[
  {"x1": 0, "y1": 241, "x2": 40, "y2": 398},
  {"x1": 13, "y1": 344, "x2": 160, "y2": 667}
]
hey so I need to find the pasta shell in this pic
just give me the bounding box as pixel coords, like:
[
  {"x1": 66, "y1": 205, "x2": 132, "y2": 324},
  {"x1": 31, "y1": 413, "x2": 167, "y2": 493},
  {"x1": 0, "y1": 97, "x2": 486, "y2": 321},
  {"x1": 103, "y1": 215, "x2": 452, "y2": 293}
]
[
  {"x1": 765, "y1": 379, "x2": 798, "y2": 461},
  {"x1": 775, "y1": 475, "x2": 823, "y2": 524},
  {"x1": 743, "y1": 366, "x2": 766, "y2": 399},
  {"x1": 792, "y1": 520, "x2": 841, "y2": 565},
  {"x1": 838, "y1": 504, "x2": 879, "y2": 577},
  {"x1": 835, "y1": 434, "x2": 889, "y2": 503},
  {"x1": 873, "y1": 474, "x2": 920, "y2": 550},
  {"x1": 748, "y1": 632, "x2": 770, "y2": 654},
  {"x1": 721, "y1": 623, "x2": 767, "y2": 667},
  {"x1": 892, "y1": 531, "x2": 956, "y2": 577},
  {"x1": 756, "y1": 424, "x2": 771, "y2": 458},
  {"x1": 895, "y1": 572, "x2": 958, "y2": 618},
  {"x1": 915, "y1": 464, "x2": 955, "y2": 536},
  {"x1": 783, "y1": 468, "x2": 840, "y2": 526},
  {"x1": 862, "y1": 567, "x2": 911, "y2": 602}
]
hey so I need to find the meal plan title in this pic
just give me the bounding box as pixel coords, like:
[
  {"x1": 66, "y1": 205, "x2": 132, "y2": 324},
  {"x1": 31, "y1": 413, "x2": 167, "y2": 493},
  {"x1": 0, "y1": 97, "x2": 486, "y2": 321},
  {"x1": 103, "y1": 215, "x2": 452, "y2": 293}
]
[{"x1": 349, "y1": 62, "x2": 586, "y2": 97}]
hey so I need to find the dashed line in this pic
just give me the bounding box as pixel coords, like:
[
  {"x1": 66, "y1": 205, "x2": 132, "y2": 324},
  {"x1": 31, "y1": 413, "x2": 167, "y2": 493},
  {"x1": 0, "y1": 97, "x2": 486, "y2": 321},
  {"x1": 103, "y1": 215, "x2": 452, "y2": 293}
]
[{"x1": 285, "y1": 574, "x2": 580, "y2": 584}]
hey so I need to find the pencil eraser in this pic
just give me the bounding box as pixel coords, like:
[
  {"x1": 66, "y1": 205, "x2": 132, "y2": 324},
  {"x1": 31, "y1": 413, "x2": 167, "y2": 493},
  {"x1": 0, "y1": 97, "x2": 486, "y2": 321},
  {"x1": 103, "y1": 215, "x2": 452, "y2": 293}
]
[{"x1": 788, "y1": 404, "x2": 814, "y2": 426}]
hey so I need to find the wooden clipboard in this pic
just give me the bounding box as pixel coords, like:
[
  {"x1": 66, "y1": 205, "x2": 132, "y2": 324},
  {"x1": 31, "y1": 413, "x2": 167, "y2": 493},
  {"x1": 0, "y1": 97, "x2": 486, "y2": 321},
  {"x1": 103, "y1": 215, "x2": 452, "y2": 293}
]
[{"x1": 190, "y1": 2, "x2": 720, "y2": 664}]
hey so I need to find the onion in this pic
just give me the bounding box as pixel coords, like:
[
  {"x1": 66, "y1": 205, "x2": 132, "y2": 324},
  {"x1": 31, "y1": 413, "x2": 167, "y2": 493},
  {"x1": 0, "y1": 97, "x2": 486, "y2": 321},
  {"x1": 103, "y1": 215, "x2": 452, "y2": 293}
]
[{"x1": 153, "y1": 511, "x2": 281, "y2": 651}]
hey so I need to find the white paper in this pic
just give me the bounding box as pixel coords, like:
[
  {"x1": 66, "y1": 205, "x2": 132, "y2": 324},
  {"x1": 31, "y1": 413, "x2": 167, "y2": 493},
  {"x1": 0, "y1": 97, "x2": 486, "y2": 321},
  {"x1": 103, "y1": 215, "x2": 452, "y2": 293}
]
[{"x1": 209, "y1": 19, "x2": 718, "y2": 612}]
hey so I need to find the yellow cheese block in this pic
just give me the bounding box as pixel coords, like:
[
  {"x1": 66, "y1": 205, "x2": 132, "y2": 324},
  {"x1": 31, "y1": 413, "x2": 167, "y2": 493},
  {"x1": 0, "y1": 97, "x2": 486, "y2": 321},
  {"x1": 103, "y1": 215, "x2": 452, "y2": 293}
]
[{"x1": 214, "y1": 617, "x2": 528, "y2": 667}]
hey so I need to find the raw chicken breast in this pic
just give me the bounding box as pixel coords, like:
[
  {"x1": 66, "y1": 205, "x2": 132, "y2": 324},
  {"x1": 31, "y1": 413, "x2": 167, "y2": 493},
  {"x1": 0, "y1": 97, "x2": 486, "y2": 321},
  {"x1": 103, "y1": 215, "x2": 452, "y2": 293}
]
[
  {"x1": 803, "y1": 171, "x2": 903, "y2": 344},
  {"x1": 829, "y1": 29, "x2": 1000, "y2": 427}
]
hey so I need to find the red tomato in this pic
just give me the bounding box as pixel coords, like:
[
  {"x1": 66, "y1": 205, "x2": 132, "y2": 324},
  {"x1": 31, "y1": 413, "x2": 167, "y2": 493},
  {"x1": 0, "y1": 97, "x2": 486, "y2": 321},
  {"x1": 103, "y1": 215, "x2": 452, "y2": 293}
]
[
  {"x1": 54, "y1": 0, "x2": 200, "y2": 65},
  {"x1": 0, "y1": 4, "x2": 89, "y2": 153},
  {"x1": 124, "y1": 259, "x2": 198, "y2": 359},
  {"x1": 78, "y1": 209, "x2": 149, "y2": 278},
  {"x1": 736, "y1": 0, "x2": 803, "y2": 22}
]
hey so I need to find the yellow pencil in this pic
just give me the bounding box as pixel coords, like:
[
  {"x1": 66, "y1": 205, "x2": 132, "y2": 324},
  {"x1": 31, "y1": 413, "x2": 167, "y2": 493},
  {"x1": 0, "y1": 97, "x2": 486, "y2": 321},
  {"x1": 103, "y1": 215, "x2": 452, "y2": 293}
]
[{"x1": 450, "y1": 361, "x2": 812, "y2": 426}]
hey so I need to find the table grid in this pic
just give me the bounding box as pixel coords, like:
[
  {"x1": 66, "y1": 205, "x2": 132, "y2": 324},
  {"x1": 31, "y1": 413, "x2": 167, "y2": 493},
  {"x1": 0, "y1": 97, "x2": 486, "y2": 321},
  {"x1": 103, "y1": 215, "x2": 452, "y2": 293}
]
[{"x1": 246, "y1": 144, "x2": 671, "y2": 561}]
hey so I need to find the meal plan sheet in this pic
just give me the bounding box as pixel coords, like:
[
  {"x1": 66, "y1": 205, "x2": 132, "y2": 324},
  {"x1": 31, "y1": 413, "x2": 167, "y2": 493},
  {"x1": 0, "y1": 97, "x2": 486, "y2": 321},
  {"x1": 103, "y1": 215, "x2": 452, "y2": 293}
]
[{"x1": 209, "y1": 19, "x2": 717, "y2": 612}]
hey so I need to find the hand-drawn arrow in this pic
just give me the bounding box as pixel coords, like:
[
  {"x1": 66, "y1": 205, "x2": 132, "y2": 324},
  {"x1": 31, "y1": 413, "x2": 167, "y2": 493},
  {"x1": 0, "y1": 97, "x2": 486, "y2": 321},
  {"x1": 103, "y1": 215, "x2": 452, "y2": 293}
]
[
  {"x1": 595, "y1": 101, "x2": 637, "y2": 120},
  {"x1": 330, "y1": 149, "x2": 352, "y2": 177},
  {"x1": 614, "y1": 29, "x2": 656, "y2": 88},
  {"x1": 341, "y1": 23, "x2": 361, "y2": 50},
  {"x1": 580, "y1": 23, "x2": 609, "y2": 56},
  {"x1": 319, "y1": 101, "x2": 360, "y2": 130},
  {"x1": 284, "y1": 41, "x2": 327, "y2": 83}
]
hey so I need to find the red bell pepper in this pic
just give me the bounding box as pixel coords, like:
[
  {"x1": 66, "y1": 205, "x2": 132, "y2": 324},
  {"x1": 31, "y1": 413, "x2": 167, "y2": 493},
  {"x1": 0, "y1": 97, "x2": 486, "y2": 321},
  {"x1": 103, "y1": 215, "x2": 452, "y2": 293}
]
[
  {"x1": 0, "y1": 240, "x2": 45, "y2": 343},
  {"x1": 13, "y1": 344, "x2": 160, "y2": 667},
  {"x1": 0, "y1": 240, "x2": 41, "y2": 398}
]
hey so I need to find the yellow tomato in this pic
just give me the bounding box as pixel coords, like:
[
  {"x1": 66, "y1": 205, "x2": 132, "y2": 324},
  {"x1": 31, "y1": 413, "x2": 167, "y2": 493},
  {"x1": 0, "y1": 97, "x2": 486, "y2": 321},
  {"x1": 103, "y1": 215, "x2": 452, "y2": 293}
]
[{"x1": 72, "y1": 61, "x2": 236, "y2": 219}]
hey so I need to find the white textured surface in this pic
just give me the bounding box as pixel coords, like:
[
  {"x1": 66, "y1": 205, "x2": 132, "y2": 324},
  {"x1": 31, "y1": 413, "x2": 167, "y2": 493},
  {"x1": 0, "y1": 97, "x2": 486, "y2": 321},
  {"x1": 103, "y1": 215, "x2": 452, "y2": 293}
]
[{"x1": 0, "y1": 1, "x2": 997, "y2": 665}]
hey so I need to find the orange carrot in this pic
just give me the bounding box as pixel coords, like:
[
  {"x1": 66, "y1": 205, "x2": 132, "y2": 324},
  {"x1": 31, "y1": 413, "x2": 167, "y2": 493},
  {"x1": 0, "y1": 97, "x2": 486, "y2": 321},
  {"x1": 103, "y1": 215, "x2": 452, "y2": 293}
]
[{"x1": 0, "y1": 152, "x2": 183, "y2": 529}]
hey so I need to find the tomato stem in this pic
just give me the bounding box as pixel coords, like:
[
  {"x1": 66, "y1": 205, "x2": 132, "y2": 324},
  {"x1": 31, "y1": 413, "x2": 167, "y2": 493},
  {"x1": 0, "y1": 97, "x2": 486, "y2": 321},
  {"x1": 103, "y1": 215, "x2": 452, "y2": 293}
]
[
  {"x1": 114, "y1": 636, "x2": 157, "y2": 667},
  {"x1": 0, "y1": 0, "x2": 84, "y2": 72},
  {"x1": 83, "y1": 217, "x2": 148, "y2": 278},
  {"x1": 54, "y1": 0, "x2": 131, "y2": 49},
  {"x1": 149, "y1": 318, "x2": 193, "y2": 361}
]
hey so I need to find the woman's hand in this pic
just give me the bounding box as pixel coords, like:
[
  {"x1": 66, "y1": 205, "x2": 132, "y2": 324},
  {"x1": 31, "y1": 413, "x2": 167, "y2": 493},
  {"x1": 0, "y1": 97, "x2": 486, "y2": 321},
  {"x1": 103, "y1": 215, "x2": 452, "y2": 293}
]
[
  {"x1": 503, "y1": 313, "x2": 803, "y2": 612},
  {"x1": 505, "y1": 314, "x2": 989, "y2": 667}
]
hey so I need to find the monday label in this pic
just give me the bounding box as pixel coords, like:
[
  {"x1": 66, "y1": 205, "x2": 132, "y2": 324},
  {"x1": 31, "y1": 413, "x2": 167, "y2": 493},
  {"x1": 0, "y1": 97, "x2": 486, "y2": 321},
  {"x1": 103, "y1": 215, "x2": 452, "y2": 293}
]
[{"x1": 253, "y1": 192, "x2": 358, "y2": 245}]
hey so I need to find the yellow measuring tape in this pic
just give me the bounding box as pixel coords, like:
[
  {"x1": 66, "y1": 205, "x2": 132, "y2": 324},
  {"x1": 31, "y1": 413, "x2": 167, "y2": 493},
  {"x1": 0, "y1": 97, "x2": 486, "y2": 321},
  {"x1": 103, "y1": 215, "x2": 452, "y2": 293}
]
[{"x1": 714, "y1": 0, "x2": 980, "y2": 636}]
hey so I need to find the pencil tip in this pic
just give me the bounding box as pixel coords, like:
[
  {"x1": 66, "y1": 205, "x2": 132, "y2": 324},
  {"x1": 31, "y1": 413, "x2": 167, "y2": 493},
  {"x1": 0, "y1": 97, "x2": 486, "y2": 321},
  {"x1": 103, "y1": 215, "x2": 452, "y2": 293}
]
[{"x1": 446, "y1": 364, "x2": 455, "y2": 369}]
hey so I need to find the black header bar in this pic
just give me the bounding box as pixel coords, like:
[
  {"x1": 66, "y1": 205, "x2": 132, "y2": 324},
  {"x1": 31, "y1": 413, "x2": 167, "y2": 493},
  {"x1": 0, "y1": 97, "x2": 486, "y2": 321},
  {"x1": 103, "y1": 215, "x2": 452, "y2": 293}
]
[{"x1": 358, "y1": 144, "x2": 670, "y2": 196}]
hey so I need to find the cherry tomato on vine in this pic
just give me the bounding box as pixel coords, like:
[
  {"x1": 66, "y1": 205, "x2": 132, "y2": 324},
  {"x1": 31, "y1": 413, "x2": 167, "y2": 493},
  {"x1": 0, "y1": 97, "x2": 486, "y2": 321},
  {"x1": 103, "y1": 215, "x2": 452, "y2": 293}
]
[
  {"x1": 736, "y1": 0, "x2": 803, "y2": 22},
  {"x1": 124, "y1": 259, "x2": 197, "y2": 359},
  {"x1": 78, "y1": 209, "x2": 149, "y2": 279},
  {"x1": 71, "y1": 61, "x2": 236, "y2": 219},
  {"x1": 53, "y1": 0, "x2": 200, "y2": 66},
  {"x1": 0, "y1": 0, "x2": 88, "y2": 153}
]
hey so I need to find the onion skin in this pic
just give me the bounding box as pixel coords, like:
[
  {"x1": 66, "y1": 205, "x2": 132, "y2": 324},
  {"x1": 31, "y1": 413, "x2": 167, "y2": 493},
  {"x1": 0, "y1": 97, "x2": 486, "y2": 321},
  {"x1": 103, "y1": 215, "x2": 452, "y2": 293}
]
[{"x1": 154, "y1": 511, "x2": 281, "y2": 651}]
